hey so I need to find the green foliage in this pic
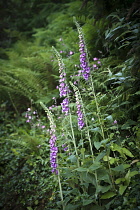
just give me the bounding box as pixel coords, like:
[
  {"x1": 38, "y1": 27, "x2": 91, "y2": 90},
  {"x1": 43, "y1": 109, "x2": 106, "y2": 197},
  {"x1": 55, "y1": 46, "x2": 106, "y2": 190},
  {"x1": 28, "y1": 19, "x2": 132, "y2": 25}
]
[
  {"x1": 0, "y1": 0, "x2": 140, "y2": 209},
  {"x1": 0, "y1": 113, "x2": 61, "y2": 209},
  {"x1": 0, "y1": 40, "x2": 59, "y2": 111}
]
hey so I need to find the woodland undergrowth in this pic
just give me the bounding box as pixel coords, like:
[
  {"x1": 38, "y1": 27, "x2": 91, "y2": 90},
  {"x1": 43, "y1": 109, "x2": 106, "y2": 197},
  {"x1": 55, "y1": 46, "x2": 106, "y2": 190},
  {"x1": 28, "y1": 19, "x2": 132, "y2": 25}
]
[{"x1": 0, "y1": 1, "x2": 140, "y2": 209}]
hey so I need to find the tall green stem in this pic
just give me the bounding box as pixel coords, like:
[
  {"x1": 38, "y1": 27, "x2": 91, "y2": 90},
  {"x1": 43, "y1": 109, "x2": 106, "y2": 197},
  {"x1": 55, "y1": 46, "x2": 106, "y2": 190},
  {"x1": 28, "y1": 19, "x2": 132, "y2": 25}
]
[
  {"x1": 69, "y1": 112, "x2": 80, "y2": 167},
  {"x1": 57, "y1": 166, "x2": 65, "y2": 210},
  {"x1": 90, "y1": 75, "x2": 105, "y2": 139},
  {"x1": 89, "y1": 78, "x2": 115, "y2": 187},
  {"x1": 70, "y1": 82, "x2": 98, "y2": 188},
  {"x1": 81, "y1": 95, "x2": 99, "y2": 189}
]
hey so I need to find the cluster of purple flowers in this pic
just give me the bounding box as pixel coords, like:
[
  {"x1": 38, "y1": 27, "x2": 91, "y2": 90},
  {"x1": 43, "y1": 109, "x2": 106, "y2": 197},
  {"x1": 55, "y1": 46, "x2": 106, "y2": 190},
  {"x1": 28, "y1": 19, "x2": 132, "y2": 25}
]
[
  {"x1": 56, "y1": 51, "x2": 70, "y2": 115},
  {"x1": 93, "y1": 57, "x2": 101, "y2": 70},
  {"x1": 70, "y1": 82, "x2": 85, "y2": 129},
  {"x1": 59, "y1": 73, "x2": 69, "y2": 98},
  {"x1": 25, "y1": 108, "x2": 46, "y2": 130},
  {"x1": 45, "y1": 107, "x2": 58, "y2": 175},
  {"x1": 62, "y1": 144, "x2": 68, "y2": 151},
  {"x1": 61, "y1": 98, "x2": 69, "y2": 115},
  {"x1": 76, "y1": 101, "x2": 85, "y2": 129},
  {"x1": 49, "y1": 129, "x2": 58, "y2": 174},
  {"x1": 79, "y1": 35, "x2": 90, "y2": 80},
  {"x1": 40, "y1": 101, "x2": 58, "y2": 175}
]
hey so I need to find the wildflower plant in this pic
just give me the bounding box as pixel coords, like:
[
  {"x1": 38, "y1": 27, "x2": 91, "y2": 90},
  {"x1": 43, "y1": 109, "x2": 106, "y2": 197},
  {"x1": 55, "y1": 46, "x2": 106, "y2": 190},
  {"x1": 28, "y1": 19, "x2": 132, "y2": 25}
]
[
  {"x1": 40, "y1": 102, "x2": 58, "y2": 174},
  {"x1": 74, "y1": 17, "x2": 90, "y2": 81},
  {"x1": 53, "y1": 46, "x2": 80, "y2": 167},
  {"x1": 39, "y1": 18, "x2": 138, "y2": 210},
  {"x1": 52, "y1": 47, "x2": 70, "y2": 117},
  {"x1": 40, "y1": 102, "x2": 64, "y2": 209},
  {"x1": 70, "y1": 82, "x2": 85, "y2": 130}
]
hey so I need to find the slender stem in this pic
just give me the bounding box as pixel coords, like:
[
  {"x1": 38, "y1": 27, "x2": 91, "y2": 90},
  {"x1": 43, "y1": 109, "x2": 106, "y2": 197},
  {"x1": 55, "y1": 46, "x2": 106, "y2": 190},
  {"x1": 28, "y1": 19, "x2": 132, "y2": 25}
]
[
  {"x1": 88, "y1": 80, "x2": 115, "y2": 188},
  {"x1": 69, "y1": 112, "x2": 80, "y2": 167},
  {"x1": 90, "y1": 75, "x2": 105, "y2": 139},
  {"x1": 57, "y1": 167, "x2": 65, "y2": 210},
  {"x1": 82, "y1": 104, "x2": 99, "y2": 189},
  {"x1": 106, "y1": 150, "x2": 115, "y2": 190},
  {"x1": 83, "y1": 111, "x2": 95, "y2": 161}
]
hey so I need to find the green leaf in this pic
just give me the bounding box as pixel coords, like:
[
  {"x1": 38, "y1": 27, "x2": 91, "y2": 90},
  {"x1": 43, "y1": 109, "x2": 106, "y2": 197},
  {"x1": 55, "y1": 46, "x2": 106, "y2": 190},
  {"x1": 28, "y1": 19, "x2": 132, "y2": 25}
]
[
  {"x1": 111, "y1": 164, "x2": 125, "y2": 172},
  {"x1": 110, "y1": 157, "x2": 119, "y2": 164},
  {"x1": 122, "y1": 148, "x2": 134, "y2": 157},
  {"x1": 95, "y1": 151, "x2": 106, "y2": 162},
  {"x1": 101, "y1": 191, "x2": 116, "y2": 199},
  {"x1": 119, "y1": 185, "x2": 127, "y2": 195},
  {"x1": 65, "y1": 203, "x2": 80, "y2": 210},
  {"x1": 115, "y1": 178, "x2": 125, "y2": 184},
  {"x1": 80, "y1": 148, "x2": 85, "y2": 155},
  {"x1": 105, "y1": 115, "x2": 113, "y2": 122},
  {"x1": 97, "y1": 169, "x2": 111, "y2": 183},
  {"x1": 103, "y1": 156, "x2": 119, "y2": 164},
  {"x1": 120, "y1": 101, "x2": 130, "y2": 106},
  {"x1": 89, "y1": 162, "x2": 101, "y2": 171},
  {"x1": 81, "y1": 172, "x2": 96, "y2": 186},
  {"x1": 110, "y1": 143, "x2": 133, "y2": 157},
  {"x1": 67, "y1": 155, "x2": 77, "y2": 163},
  {"x1": 129, "y1": 170, "x2": 138, "y2": 177},
  {"x1": 91, "y1": 127, "x2": 101, "y2": 133},
  {"x1": 94, "y1": 142, "x2": 101, "y2": 150},
  {"x1": 75, "y1": 167, "x2": 87, "y2": 172},
  {"x1": 115, "y1": 72, "x2": 122, "y2": 77},
  {"x1": 121, "y1": 120, "x2": 136, "y2": 130},
  {"x1": 96, "y1": 185, "x2": 111, "y2": 193},
  {"x1": 83, "y1": 199, "x2": 93, "y2": 206},
  {"x1": 123, "y1": 164, "x2": 130, "y2": 169},
  {"x1": 34, "y1": 200, "x2": 38, "y2": 205},
  {"x1": 27, "y1": 207, "x2": 33, "y2": 210},
  {"x1": 125, "y1": 170, "x2": 131, "y2": 185},
  {"x1": 135, "y1": 91, "x2": 140, "y2": 95},
  {"x1": 137, "y1": 162, "x2": 140, "y2": 166}
]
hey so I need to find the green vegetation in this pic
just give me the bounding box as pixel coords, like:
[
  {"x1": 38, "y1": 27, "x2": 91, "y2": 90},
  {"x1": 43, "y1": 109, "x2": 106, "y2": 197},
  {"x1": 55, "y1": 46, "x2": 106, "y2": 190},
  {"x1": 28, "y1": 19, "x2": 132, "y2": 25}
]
[{"x1": 0, "y1": 0, "x2": 140, "y2": 209}]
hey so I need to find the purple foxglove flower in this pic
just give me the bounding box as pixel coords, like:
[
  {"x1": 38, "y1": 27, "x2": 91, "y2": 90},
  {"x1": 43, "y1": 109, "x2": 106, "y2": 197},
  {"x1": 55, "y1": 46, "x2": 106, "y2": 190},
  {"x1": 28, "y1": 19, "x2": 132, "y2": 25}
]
[
  {"x1": 75, "y1": 98, "x2": 85, "y2": 129},
  {"x1": 113, "y1": 120, "x2": 117, "y2": 124},
  {"x1": 69, "y1": 51, "x2": 74, "y2": 55},
  {"x1": 62, "y1": 144, "x2": 66, "y2": 147},
  {"x1": 64, "y1": 147, "x2": 68, "y2": 151},
  {"x1": 61, "y1": 98, "x2": 69, "y2": 115}
]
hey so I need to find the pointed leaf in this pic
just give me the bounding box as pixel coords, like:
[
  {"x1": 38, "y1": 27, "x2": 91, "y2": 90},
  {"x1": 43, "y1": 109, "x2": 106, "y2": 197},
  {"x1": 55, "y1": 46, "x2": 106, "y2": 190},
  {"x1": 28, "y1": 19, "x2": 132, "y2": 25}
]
[
  {"x1": 75, "y1": 167, "x2": 87, "y2": 172},
  {"x1": 122, "y1": 148, "x2": 134, "y2": 157},
  {"x1": 96, "y1": 185, "x2": 111, "y2": 193},
  {"x1": 97, "y1": 169, "x2": 111, "y2": 183},
  {"x1": 119, "y1": 185, "x2": 127, "y2": 195},
  {"x1": 101, "y1": 191, "x2": 116, "y2": 199},
  {"x1": 115, "y1": 178, "x2": 125, "y2": 184},
  {"x1": 111, "y1": 164, "x2": 125, "y2": 172},
  {"x1": 83, "y1": 199, "x2": 93, "y2": 206},
  {"x1": 105, "y1": 115, "x2": 113, "y2": 122},
  {"x1": 94, "y1": 142, "x2": 101, "y2": 150},
  {"x1": 89, "y1": 162, "x2": 101, "y2": 171},
  {"x1": 81, "y1": 172, "x2": 96, "y2": 186},
  {"x1": 67, "y1": 155, "x2": 77, "y2": 163},
  {"x1": 91, "y1": 127, "x2": 101, "y2": 133},
  {"x1": 129, "y1": 170, "x2": 139, "y2": 177},
  {"x1": 95, "y1": 151, "x2": 106, "y2": 162}
]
